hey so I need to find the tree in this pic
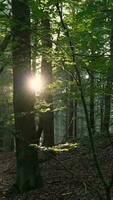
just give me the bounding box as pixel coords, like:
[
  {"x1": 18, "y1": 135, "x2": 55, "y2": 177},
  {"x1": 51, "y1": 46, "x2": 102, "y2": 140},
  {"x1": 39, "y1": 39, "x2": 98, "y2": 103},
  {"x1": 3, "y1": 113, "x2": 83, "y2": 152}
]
[
  {"x1": 103, "y1": 11, "x2": 113, "y2": 140},
  {"x1": 56, "y1": 2, "x2": 113, "y2": 199},
  {"x1": 12, "y1": 0, "x2": 42, "y2": 192},
  {"x1": 37, "y1": 11, "x2": 54, "y2": 147}
]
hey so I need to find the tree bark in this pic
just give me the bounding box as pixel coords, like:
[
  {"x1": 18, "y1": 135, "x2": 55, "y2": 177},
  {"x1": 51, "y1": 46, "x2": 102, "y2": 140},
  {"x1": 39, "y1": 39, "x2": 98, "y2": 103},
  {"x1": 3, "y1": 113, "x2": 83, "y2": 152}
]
[
  {"x1": 100, "y1": 92, "x2": 104, "y2": 134},
  {"x1": 12, "y1": 0, "x2": 42, "y2": 192},
  {"x1": 68, "y1": 100, "x2": 74, "y2": 141},
  {"x1": 74, "y1": 100, "x2": 77, "y2": 138},
  {"x1": 103, "y1": 69, "x2": 112, "y2": 135},
  {"x1": 90, "y1": 73, "x2": 95, "y2": 134},
  {"x1": 37, "y1": 12, "x2": 54, "y2": 147},
  {"x1": 103, "y1": 13, "x2": 113, "y2": 136}
]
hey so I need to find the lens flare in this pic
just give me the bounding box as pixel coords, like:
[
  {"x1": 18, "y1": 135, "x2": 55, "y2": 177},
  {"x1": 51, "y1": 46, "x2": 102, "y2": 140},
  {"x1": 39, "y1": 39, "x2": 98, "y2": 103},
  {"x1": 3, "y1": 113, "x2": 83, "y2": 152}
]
[{"x1": 28, "y1": 76, "x2": 44, "y2": 93}]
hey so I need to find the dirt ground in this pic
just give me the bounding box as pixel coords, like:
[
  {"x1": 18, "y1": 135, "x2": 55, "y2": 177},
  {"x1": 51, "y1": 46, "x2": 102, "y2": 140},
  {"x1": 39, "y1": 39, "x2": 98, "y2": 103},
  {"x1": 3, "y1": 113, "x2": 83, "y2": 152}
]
[{"x1": 0, "y1": 136, "x2": 113, "y2": 200}]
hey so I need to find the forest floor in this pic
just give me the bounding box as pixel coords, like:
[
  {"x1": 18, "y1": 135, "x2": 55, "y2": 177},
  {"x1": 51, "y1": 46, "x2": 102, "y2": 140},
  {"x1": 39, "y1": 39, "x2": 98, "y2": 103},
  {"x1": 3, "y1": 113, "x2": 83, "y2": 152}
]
[{"x1": 0, "y1": 134, "x2": 113, "y2": 200}]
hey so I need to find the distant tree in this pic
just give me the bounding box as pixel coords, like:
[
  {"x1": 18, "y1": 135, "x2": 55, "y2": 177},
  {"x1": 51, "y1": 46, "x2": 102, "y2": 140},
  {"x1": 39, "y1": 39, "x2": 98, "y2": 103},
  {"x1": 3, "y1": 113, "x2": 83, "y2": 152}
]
[
  {"x1": 37, "y1": 11, "x2": 54, "y2": 147},
  {"x1": 56, "y1": 2, "x2": 113, "y2": 200},
  {"x1": 103, "y1": 12, "x2": 113, "y2": 139}
]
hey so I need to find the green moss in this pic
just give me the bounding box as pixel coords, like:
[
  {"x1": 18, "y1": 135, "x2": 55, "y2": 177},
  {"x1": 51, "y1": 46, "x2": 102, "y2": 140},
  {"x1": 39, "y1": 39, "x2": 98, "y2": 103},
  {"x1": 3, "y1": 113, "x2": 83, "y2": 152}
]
[{"x1": 38, "y1": 142, "x2": 78, "y2": 154}]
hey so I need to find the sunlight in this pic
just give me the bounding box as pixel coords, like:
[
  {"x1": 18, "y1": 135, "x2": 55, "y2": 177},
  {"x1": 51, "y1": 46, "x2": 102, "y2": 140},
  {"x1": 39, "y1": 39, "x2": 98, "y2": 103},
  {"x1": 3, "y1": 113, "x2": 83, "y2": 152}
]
[
  {"x1": 28, "y1": 75, "x2": 44, "y2": 93},
  {"x1": 85, "y1": 74, "x2": 89, "y2": 79}
]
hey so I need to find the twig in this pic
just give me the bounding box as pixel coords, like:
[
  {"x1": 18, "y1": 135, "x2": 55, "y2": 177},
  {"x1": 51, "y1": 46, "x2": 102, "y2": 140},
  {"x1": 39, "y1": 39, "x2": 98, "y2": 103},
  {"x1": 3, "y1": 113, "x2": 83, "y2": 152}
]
[{"x1": 56, "y1": 2, "x2": 108, "y2": 190}]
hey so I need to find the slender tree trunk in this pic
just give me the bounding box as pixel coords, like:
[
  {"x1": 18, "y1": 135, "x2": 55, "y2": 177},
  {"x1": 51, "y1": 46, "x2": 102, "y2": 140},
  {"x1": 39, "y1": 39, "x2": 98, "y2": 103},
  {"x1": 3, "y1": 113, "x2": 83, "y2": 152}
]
[
  {"x1": 90, "y1": 73, "x2": 95, "y2": 134},
  {"x1": 12, "y1": 0, "x2": 42, "y2": 192},
  {"x1": 74, "y1": 100, "x2": 77, "y2": 138},
  {"x1": 32, "y1": 22, "x2": 38, "y2": 73},
  {"x1": 32, "y1": 48, "x2": 37, "y2": 73},
  {"x1": 56, "y1": 4, "x2": 112, "y2": 198},
  {"x1": 68, "y1": 100, "x2": 74, "y2": 141},
  {"x1": 68, "y1": 76, "x2": 77, "y2": 141},
  {"x1": 103, "y1": 13, "x2": 113, "y2": 136},
  {"x1": 100, "y1": 94, "x2": 104, "y2": 134},
  {"x1": 40, "y1": 12, "x2": 54, "y2": 146},
  {"x1": 103, "y1": 69, "x2": 112, "y2": 135},
  {"x1": 64, "y1": 84, "x2": 69, "y2": 142},
  {"x1": 106, "y1": 188, "x2": 112, "y2": 200},
  {"x1": 89, "y1": 42, "x2": 96, "y2": 135},
  {"x1": 68, "y1": 98, "x2": 77, "y2": 141}
]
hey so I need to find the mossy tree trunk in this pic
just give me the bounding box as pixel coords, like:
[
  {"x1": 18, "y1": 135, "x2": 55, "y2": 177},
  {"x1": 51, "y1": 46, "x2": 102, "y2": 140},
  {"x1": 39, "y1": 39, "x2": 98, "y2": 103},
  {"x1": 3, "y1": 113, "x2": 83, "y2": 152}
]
[{"x1": 12, "y1": 0, "x2": 42, "y2": 192}]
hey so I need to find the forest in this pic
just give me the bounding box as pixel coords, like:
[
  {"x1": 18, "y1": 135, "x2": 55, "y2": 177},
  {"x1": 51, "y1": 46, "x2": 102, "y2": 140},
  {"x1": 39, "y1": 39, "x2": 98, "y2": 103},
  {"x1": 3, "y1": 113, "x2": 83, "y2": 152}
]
[{"x1": 0, "y1": 0, "x2": 113, "y2": 199}]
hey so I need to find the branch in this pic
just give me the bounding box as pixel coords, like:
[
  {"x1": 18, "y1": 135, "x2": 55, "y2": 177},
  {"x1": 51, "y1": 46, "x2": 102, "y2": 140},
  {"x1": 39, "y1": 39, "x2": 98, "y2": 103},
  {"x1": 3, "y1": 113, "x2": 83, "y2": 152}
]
[
  {"x1": 0, "y1": 34, "x2": 11, "y2": 74},
  {"x1": 56, "y1": 3, "x2": 107, "y2": 189},
  {"x1": 0, "y1": 34, "x2": 11, "y2": 53}
]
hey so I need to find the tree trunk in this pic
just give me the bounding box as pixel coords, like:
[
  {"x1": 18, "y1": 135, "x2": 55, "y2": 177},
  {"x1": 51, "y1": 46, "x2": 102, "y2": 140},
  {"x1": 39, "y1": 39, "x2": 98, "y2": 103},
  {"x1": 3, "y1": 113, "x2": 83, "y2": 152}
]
[
  {"x1": 68, "y1": 100, "x2": 74, "y2": 142},
  {"x1": 38, "y1": 12, "x2": 54, "y2": 147},
  {"x1": 103, "y1": 69, "x2": 112, "y2": 135},
  {"x1": 100, "y1": 93, "x2": 104, "y2": 134},
  {"x1": 90, "y1": 73, "x2": 95, "y2": 134},
  {"x1": 12, "y1": 0, "x2": 42, "y2": 192},
  {"x1": 103, "y1": 13, "x2": 113, "y2": 136},
  {"x1": 74, "y1": 100, "x2": 77, "y2": 138},
  {"x1": 106, "y1": 188, "x2": 111, "y2": 200}
]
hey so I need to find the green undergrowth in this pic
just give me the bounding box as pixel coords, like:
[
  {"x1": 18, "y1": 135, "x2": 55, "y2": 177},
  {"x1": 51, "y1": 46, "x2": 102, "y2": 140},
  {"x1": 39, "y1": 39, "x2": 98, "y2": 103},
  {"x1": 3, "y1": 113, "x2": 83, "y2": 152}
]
[
  {"x1": 40, "y1": 142, "x2": 78, "y2": 153},
  {"x1": 29, "y1": 143, "x2": 78, "y2": 162},
  {"x1": 29, "y1": 142, "x2": 78, "y2": 154},
  {"x1": 30, "y1": 133, "x2": 113, "y2": 159}
]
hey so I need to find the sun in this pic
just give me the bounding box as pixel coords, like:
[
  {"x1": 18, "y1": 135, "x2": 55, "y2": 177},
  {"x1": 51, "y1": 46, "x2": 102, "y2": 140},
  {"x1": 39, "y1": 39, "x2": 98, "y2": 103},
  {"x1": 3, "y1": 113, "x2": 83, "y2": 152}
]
[{"x1": 28, "y1": 75, "x2": 44, "y2": 93}]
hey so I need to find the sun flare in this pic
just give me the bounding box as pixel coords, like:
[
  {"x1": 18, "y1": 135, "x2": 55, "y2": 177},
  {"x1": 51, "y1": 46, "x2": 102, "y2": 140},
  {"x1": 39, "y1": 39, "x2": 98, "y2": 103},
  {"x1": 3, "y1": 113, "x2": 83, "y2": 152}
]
[{"x1": 28, "y1": 76, "x2": 44, "y2": 93}]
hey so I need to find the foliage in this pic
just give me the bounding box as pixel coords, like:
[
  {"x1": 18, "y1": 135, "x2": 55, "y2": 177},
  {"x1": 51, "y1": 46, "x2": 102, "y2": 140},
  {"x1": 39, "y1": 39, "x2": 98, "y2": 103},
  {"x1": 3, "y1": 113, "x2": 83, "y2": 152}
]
[{"x1": 1, "y1": 0, "x2": 113, "y2": 197}]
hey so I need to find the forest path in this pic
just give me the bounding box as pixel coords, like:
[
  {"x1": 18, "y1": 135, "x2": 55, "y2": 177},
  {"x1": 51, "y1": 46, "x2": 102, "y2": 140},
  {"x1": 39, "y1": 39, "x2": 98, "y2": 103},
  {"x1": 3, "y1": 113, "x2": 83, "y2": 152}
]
[{"x1": 0, "y1": 135, "x2": 113, "y2": 200}]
